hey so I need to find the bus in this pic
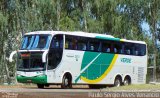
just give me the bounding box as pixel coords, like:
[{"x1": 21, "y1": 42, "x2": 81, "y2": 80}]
[{"x1": 9, "y1": 31, "x2": 147, "y2": 88}]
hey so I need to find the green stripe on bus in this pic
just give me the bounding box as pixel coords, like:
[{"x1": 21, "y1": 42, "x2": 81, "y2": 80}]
[
  {"x1": 17, "y1": 75, "x2": 47, "y2": 84},
  {"x1": 96, "y1": 36, "x2": 120, "y2": 41},
  {"x1": 75, "y1": 52, "x2": 115, "y2": 83},
  {"x1": 80, "y1": 52, "x2": 99, "y2": 70}
]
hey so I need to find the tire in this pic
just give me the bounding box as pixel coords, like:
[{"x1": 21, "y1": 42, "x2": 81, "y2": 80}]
[
  {"x1": 114, "y1": 77, "x2": 122, "y2": 87},
  {"x1": 124, "y1": 78, "x2": 131, "y2": 86},
  {"x1": 37, "y1": 84, "x2": 44, "y2": 89},
  {"x1": 61, "y1": 75, "x2": 72, "y2": 89}
]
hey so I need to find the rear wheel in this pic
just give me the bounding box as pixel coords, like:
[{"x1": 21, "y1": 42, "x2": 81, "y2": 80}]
[
  {"x1": 37, "y1": 84, "x2": 44, "y2": 89},
  {"x1": 114, "y1": 77, "x2": 122, "y2": 87},
  {"x1": 124, "y1": 77, "x2": 131, "y2": 86},
  {"x1": 61, "y1": 74, "x2": 72, "y2": 89}
]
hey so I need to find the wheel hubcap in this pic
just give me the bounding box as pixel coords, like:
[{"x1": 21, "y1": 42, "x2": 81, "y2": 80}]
[
  {"x1": 64, "y1": 78, "x2": 69, "y2": 86},
  {"x1": 115, "y1": 80, "x2": 120, "y2": 87},
  {"x1": 124, "y1": 80, "x2": 129, "y2": 85}
]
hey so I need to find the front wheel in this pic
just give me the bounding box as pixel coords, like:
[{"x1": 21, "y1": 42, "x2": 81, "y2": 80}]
[{"x1": 61, "y1": 75, "x2": 72, "y2": 89}]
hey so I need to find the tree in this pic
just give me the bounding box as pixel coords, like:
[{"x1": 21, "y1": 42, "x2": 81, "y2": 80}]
[{"x1": 143, "y1": 0, "x2": 160, "y2": 82}]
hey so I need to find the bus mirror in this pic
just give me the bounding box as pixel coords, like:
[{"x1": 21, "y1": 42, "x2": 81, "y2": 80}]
[
  {"x1": 9, "y1": 51, "x2": 17, "y2": 62},
  {"x1": 42, "y1": 50, "x2": 48, "y2": 62}
]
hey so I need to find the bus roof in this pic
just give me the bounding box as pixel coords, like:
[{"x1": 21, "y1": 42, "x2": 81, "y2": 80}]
[{"x1": 25, "y1": 31, "x2": 146, "y2": 44}]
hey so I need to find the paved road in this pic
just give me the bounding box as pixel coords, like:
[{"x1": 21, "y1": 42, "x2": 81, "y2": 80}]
[
  {"x1": 0, "y1": 87, "x2": 100, "y2": 93},
  {"x1": 0, "y1": 87, "x2": 99, "y2": 98},
  {"x1": 0, "y1": 87, "x2": 160, "y2": 98}
]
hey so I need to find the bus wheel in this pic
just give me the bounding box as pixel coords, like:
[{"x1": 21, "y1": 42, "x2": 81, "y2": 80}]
[
  {"x1": 37, "y1": 84, "x2": 44, "y2": 89},
  {"x1": 114, "y1": 77, "x2": 122, "y2": 87},
  {"x1": 61, "y1": 74, "x2": 72, "y2": 89},
  {"x1": 124, "y1": 77, "x2": 131, "y2": 86}
]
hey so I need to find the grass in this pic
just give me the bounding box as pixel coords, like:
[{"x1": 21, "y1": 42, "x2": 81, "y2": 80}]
[{"x1": 105, "y1": 84, "x2": 160, "y2": 91}]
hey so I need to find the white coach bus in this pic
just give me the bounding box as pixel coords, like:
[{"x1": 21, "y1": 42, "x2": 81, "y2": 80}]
[{"x1": 9, "y1": 31, "x2": 147, "y2": 88}]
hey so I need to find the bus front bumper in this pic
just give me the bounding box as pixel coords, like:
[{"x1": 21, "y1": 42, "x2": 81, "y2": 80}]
[{"x1": 17, "y1": 75, "x2": 47, "y2": 84}]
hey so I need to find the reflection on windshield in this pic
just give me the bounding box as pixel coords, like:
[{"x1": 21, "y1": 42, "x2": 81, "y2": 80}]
[
  {"x1": 21, "y1": 35, "x2": 51, "y2": 50},
  {"x1": 21, "y1": 36, "x2": 35, "y2": 49}
]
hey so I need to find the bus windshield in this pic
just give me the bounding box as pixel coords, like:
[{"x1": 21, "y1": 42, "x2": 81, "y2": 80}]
[
  {"x1": 17, "y1": 53, "x2": 46, "y2": 71},
  {"x1": 21, "y1": 34, "x2": 51, "y2": 50}
]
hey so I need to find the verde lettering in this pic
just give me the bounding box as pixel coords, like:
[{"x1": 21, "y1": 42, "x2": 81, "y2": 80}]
[{"x1": 121, "y1": 58, "x2": 131, "y2": 63}]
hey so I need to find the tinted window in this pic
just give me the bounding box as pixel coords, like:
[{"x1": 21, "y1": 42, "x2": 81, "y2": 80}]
[
  {"x1": 124, "y1": 43, "x2": 134, "y2": 55},
  {"x1": 123, "y1": 42, "x2": 146, "y2": 56},
  {"x1": 65, "y1": 35, "x2": 77, "y2": 50},
  {"x1": 102, "y1": 41, "x2": 111, "y2": 53},
  {"x1": 64, "y1": 35, "x2": 146, "y2": 56},
  {"x1": 113, "y1": 42, "x2": 124, "y2": 54},
  {"x1": 77, "y1": 37, "x2": 87, "y2": 51},
  {"x1": 48, "y1": 34, "x2": 63, "y2": 69},
  {"x1": 88, "y1": 39, "x2": 101, "y2": 52},
  {"x1": 134, "y1": 44, "x2": 146, "y2": 56},
  {"x1": 50, "y1": 34, "x2": 63, "y2": 49}
]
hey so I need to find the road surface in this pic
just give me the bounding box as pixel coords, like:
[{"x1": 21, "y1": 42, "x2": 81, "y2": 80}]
[
  {"x1": 0, "y1": 86, "x2": 160, "y2": 98},
  {"x1": 0, "y1": 86, "x2": 98, "y2": 98}
]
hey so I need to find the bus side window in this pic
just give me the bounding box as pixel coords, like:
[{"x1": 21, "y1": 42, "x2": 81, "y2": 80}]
[
  {"x1": 65, "y1": 35, "x2": 78, "y2": 50},
  {"x1": 133, "y1": 44, "x2": 138, "y2": 56},
  {"x1": 124, "y1": 42, "x2": 134, "y2": 55},
  {"x1": 134, "y1": 44, "x2": 146, "y2": 56},
  {"x1": 124, "y1": 43, "x2": 130, "y2": 55},
  {"x1": 68, "y1": 41, "x2": 73, "y2": 49},
  {"x1": 51, "y1": 35, "x2": 63, "y2": 49},
  {"x1": 89, "y1": 39, "x2": 100, "y2": 52},
  {"x1": 72, "y1": 38, "x2": 78, "y2": 50},
  {"x1": 114, "y1": 48, "x2": 117, "y2": 53},
  {"x1": 106, "y1": 48, "x2": 110, "y2": 52},
  {"x1": 65, "y1": 36, "x2": 73, "y2": 49},
  {"x1": 90, "y1": 44, "x2": 94, "y2": 51},
  {"x1": 135, "y1": 51, "x2": 138, "y2": 55},
  {"x1": 102, "y1": 41, "x2": 111, "y2": 53},
  {"x1": 127, "y1": 49, "x2": 130, "y2": 55},
  {"x1": 82, "y1": 44, "x2": 87, "y2": 50},
  {"x1": 113, "y1": 42, "x2": 123, "y2": 54},
  {"x1": 76, "y1": 36, "x2": 87, "y2": 51},
  {"x1": 65, "y1": 41, "x2": 69, "y2": 49},
  {"x1": 77, "y1": 42, "x2": 86, "y2": 51}
]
